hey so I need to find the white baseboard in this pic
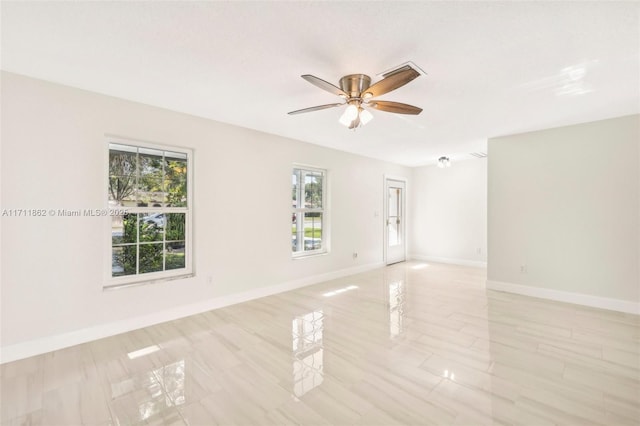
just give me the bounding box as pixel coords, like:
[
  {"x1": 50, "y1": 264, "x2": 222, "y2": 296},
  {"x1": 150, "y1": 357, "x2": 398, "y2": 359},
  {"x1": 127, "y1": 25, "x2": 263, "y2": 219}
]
[
  {"x1": 0, "y1": 262, "x2": 384, "y2": 364},
  {"x1": 486, "y1": 280, "x2": 640, "y2": 315},
  {"x1": 411, "y1": 254, "x2": 487, "y2": 269}
]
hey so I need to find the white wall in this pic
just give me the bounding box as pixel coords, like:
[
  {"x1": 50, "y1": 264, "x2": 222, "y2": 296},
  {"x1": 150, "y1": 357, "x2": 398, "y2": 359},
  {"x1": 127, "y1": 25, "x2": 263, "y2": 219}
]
[
  {"x1": 0, "y1": 72, "x2": 411, "y2": 361},
  {"x1": 410, "y1": 158, "x2": 487, "y2": 267},
  {"x1": 488, "y1": 115, "x2": 640, "y2": 313}
]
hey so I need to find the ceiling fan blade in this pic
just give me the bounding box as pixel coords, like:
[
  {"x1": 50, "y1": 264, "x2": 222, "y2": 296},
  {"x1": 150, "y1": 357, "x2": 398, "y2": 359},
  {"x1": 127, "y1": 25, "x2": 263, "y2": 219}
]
[
  {"x1": 301, "y1": 74, "x2": 348, "y2": 97},
  {"x1": 363, "y1": 68, "x2": 420, "y2": 98},
  {"x1": 368, "y1": 100, "x2": 423, "y2": 115},
  {"x1": 288, "y1": 103, "x2": 344, "y2": 115}
]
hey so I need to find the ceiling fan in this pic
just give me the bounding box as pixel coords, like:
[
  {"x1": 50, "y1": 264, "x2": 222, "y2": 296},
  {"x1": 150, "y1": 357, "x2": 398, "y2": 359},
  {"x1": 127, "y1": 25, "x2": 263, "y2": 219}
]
[{"x1": 288, "y1": 66, "x2": 423, "y2": 130}]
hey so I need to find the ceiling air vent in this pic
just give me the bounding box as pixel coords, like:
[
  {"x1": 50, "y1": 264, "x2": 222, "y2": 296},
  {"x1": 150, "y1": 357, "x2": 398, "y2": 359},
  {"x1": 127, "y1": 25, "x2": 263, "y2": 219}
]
[
  {"x1": 469, "y1": 152, "x2": 487, "y2": 158},
  {"x1": 377, "y1": 61, "x2": 427, "y2": 78}
]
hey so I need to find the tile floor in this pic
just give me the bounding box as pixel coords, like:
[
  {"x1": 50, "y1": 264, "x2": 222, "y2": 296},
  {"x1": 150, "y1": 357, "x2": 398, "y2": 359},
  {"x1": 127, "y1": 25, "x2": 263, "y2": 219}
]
[{"x1": 1, "y1": 262, "x2": 639, "y2": 425}]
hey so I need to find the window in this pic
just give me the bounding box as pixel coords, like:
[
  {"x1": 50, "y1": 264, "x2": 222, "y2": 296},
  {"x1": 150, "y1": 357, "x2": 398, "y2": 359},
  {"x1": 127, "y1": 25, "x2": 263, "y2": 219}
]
[
  {"x1": 107, "y1": 139, "x2": 192, "y2": 287},
  {"x1": 292, "y1": 167, "x2": 326, "y2": 257}
]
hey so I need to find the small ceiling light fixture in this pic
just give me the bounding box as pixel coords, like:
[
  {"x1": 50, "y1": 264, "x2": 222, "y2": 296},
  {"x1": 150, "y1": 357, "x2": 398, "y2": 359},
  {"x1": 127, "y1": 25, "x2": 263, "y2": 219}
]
[{"x1": 438, "y1": 156, "x2": 451, "y2": 168}]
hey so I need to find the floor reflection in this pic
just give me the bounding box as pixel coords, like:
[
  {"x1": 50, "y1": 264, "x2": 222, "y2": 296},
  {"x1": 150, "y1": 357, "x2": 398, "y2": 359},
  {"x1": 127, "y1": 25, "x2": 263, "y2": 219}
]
[
  {"x1": 322, "y1": 284, "x2": 358, "y2": 297},
  {"x1": 292, "y1": 310, "x2": 324, "y2": 398},
  {"x1": 389, "y1": 280, "x2": 406, "y2": 339},
  {"x1": 110, "y1": 358, "x2": 185, "y2": 422}
]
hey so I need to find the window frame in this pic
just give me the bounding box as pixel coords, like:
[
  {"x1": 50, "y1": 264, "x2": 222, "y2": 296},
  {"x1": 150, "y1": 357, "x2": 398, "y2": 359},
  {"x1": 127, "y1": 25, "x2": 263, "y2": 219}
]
[
  {"x1": 292, "y1": 165, "x2": 328, "y2": 258},
  {"x1": 104, "y1": 136, "x2": 193, "y2": 288}
]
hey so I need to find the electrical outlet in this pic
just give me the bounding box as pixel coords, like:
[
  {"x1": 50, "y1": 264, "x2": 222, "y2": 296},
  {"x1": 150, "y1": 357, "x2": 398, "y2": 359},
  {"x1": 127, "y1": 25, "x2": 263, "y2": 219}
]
[
  {"x1": 477, "y1": 248, "x2": 482, "y2": 254},
  {"x1": 353, "y1": 252, "x2": 358, "y2": 259},
  {"x1": 206, "y1": 275, "x2": 213, "y2": 285},
  {"x1": 520, "y1": 265, "x2": 527, "y2": 273}
]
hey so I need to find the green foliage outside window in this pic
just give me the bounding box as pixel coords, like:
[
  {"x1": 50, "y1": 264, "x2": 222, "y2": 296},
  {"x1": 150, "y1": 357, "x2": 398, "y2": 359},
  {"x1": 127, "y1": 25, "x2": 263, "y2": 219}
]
[{"x1": 112, "y1": 213, "x2": 186, "y2": 276}]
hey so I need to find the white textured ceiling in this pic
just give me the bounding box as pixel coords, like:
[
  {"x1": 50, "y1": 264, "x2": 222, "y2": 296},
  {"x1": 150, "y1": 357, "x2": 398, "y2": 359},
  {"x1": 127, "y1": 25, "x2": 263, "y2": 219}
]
[{"x1": 2, "y1": 1, "x2": 638, "y2": 166}]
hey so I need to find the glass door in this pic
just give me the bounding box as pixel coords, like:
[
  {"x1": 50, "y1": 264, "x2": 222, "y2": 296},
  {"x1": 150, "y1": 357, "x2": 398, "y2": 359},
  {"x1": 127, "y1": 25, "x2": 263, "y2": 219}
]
[{"x1": 385, "y1": 179, "x2": 406, "y2": 265}]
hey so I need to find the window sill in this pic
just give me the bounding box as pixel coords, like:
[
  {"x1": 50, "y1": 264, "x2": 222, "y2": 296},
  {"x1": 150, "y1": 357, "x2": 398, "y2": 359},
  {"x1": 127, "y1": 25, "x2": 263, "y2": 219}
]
[
  {"x1": 292, "y1": 251, "x2": 329, "y2": 260},
  {"x1": 104, "y1": 272, "x2": 194, "y2": 291}
]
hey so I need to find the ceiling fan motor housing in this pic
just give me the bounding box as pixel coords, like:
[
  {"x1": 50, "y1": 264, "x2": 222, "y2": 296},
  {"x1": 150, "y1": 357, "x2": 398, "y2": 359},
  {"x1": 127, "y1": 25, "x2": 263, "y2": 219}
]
[{"x1": 339, "y1": 74, "x2": 371, "y2": 98}]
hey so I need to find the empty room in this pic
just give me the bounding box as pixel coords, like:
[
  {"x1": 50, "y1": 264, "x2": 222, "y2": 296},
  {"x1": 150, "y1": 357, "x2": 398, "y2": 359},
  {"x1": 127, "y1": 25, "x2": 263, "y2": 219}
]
[{"x1": 1, "y1": 1, "x2": 638, "y2": 425}]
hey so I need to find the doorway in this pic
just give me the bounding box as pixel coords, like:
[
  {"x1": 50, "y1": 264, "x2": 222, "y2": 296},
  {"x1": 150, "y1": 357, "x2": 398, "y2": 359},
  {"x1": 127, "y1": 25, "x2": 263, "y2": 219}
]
[{"x1": 385, "y1": 178, "x2": 406, "y2": 265}]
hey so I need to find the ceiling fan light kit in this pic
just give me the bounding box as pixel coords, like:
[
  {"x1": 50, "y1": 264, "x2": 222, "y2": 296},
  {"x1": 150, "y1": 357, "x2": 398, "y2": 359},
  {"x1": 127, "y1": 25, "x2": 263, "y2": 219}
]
[{"x1": 288, "y1": 66, "x2": 423, "y2": 130}]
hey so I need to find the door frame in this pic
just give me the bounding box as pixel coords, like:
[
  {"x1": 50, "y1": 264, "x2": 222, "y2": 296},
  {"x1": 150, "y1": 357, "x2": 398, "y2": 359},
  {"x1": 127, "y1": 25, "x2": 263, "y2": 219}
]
[{"x1": 383, "y1": 175, "x2": 408, "y2": 265}]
